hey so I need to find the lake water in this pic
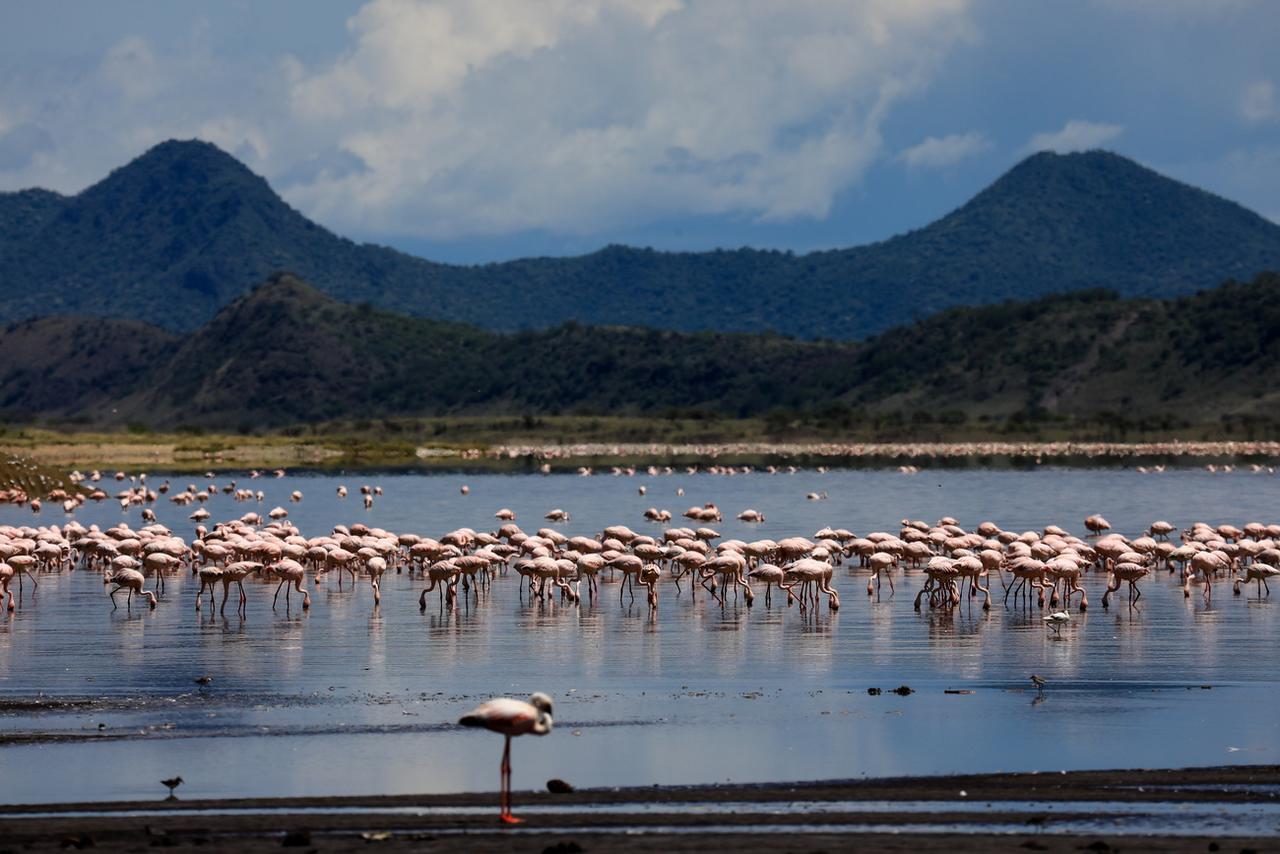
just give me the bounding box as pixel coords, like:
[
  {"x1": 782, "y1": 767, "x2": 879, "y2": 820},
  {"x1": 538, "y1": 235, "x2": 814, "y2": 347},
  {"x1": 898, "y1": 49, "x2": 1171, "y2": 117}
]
[{"x1": 1, "y1": 466, "x2": 1279, "y2": 804}]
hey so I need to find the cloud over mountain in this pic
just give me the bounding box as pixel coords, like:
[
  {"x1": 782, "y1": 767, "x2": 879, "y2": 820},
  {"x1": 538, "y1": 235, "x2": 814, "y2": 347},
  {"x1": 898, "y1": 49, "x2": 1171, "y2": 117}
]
[
  {"x1": 898, "y1": 131, "x2": 990, "y2": 169},
  {"x1": 282, "y1": 0, "x2": 977, "y2": 239},
  {"x1": 1026, "y1": 120, "x2": 1124, "y2": 154}
]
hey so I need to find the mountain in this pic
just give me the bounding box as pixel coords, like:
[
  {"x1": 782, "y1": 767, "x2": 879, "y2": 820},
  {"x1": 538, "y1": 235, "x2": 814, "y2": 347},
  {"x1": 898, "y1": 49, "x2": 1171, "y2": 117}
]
[
  {"x1": 1, "y1": 141, "x2": 1278, "y2": 338},
  {"x1": 2, "y1": 271, "x2": 1280, "y2": 431}
]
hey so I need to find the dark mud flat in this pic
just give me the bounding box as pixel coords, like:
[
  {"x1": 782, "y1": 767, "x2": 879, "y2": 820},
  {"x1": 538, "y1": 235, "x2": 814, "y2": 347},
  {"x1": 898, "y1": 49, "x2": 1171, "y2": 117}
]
[{"x1": 3, "y1": 766, "x2": 1278, "y2": 853}]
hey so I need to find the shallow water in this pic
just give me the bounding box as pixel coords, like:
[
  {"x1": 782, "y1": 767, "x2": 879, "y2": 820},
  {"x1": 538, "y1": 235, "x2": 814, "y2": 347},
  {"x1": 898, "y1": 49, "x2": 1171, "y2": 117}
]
[{"x1": 2, "y1": 467, "x2": 1279, "y2": 804}]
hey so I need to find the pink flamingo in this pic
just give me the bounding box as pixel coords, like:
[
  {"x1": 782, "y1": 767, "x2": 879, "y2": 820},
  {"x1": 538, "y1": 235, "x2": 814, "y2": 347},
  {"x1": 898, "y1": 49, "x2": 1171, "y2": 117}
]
[
  {"x1": 1103, "y1": 560, "x2": 1151, "y2": 608},
  {"x1": 747, "y1": 563, "x2": 784, "y2": 606},
  {"x1": 1234, "y1": 563, "x2": 1280, "y2": 597},
  {"x1": 106, "y1": 568, "x2": 157, "y2": 610},
  {"x1": 458, "y1": 692, "x2": 554, "y2": 824},
  {"x1": 267, "y1": 559, "x2": 311, "y2": 610},
  {"x1": 636, "y1": 563, "x2": 661, "y2": 610},
  {"x1": 0, "y1": 563, "x2": 13, "y2": 611},
  {"x1": 194, "y1": 565, "x2": 224, "y2": 611},
  {"x1": 219, "y1": 561, "x2": 264, "y2": 615}
]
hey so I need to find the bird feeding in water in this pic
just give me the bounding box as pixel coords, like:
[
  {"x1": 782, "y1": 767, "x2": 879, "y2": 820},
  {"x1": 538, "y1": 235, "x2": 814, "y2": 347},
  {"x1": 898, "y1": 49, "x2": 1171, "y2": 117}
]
[
  {"x1": 458, "y1": 692, "x2": 554, "y2": 823},
  {"x1": 1029, "y1": 674, "x2": 1046, "y2": 693},
  {"x1": 1044, "y1": 611, "x2": 1070, "y2": 636}
]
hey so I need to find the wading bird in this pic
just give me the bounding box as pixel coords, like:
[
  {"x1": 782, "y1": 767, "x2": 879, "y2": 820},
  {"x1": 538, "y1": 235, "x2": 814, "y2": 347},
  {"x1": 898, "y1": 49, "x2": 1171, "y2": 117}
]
[
  {"x1": 458, "y1": 692, "x2": 554, "y2": 824},
  {"x1": 161, "y1": 776, "x2": 183, "y2": 800},
  {"x1": 1044, "y1": 610, "x2": 1070, "y2": 636}
]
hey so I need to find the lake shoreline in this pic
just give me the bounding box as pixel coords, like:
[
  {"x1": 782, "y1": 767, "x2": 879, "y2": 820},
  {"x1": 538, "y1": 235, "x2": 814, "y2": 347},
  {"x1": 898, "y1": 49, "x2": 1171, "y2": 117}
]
[
  {"x1": 6, "y1": 435, "x2": 1280, "y2": 475},
  {"x1": 2, "y1": 764, "x2": 1276, "y2": 852}
]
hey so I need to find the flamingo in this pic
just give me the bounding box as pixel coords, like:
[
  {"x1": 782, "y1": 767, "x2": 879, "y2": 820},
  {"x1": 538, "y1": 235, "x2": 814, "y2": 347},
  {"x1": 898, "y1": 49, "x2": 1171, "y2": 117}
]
[
  {"x1": 0, "y1": 562, "x2": 13, "y2": 611},
  {"x1": 267, "y1": 559, "x2": 311, "y2": 610},
  {"x1": 458, "y1": 693, "x2": 554, "y2": 824},
  {"x1": 746, "y1": 563, "x2": 784, "y2": 606},
  {"x1": 219, "y1": 561, "x2": 264, "y2": 614},
  {"x1": 1102, "y1": 561, "x2": 1150, "y2": 608},
  {"x1": 1234, "y1": 564, "x2": 1280, "y2": 597},
  {"x1": 107, "y1": 568, "x2": 157, "y2": 610}
]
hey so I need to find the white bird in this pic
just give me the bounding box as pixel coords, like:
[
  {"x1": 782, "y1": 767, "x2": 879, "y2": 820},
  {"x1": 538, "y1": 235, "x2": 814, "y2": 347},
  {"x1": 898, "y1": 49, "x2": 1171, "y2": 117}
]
[
  {"x1": 458, "y1": 693, "x2": 554, "y2": 824},
  {"x1": 1044, "y1": 610, "x2": 1071, "y2": 636}
]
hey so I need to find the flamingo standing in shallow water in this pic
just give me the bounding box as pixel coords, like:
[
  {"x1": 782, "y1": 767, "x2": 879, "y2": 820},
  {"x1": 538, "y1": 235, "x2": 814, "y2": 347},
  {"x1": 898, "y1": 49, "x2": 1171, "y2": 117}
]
[
  {"x1": 0, "y1": 563, "x2": 13, "y2": 611},
  {"x1": 106, "y1": 568, "x2": 157, "y2": 610},
  {"x1": 267, "y1": 559, "x2": 311, "y2": 610},
  {"x1": 458, "y1": 692, "x2": 554, "y2": 824}
]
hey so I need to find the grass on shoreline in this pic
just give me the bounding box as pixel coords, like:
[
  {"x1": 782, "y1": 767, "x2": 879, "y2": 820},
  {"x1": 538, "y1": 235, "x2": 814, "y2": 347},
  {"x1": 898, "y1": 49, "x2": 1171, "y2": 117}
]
[{"x1": 4, "y1": 413, "x2": 1280, "y2": 471}]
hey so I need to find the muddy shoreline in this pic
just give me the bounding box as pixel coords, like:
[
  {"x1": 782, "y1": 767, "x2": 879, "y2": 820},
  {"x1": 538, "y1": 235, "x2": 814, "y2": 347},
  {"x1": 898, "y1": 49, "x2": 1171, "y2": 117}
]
[
  {"x1": 7, "y1": 437, "x2": 1280, "y2": 475},
  {"x1": 3, "y1": 765, "x2": 1278, "y2": 852}
]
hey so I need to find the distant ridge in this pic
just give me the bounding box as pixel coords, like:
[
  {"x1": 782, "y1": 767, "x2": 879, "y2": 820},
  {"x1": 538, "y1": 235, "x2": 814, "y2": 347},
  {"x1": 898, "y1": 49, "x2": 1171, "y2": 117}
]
[
  {"x1": 2, "y1": 271, "x2": 1280, "y2": 430},
  {"x1": 1, "y1": 141, "x2": 1278, "y2": 337}
]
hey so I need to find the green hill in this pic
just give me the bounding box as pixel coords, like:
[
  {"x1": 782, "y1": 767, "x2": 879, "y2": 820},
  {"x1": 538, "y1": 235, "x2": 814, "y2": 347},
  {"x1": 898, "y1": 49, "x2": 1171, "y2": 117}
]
[
  {"x1": 3, "y1": 271, "x2": 1280, "y2": 433},
  {"x1": 1, "y1": 141, "x2": 1277, "y2": 338}
]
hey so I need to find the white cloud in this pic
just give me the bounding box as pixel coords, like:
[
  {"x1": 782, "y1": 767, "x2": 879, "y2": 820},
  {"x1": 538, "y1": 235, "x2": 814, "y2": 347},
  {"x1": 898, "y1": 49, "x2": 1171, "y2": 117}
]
[
  {"x1": 0, "y1": 1, "x2": 978, "y2": 241},
  {"x1": 897, "y1": 131, "x2": 990, "y2": 169},
  {"x1": 1241, "y1": 80, "x2": 1278, "y2": 123},
  {"x1": 99, "y1": 36, "x2": 162, "y2": 101},
  {"x1": 1025, "y1": 120, "x2": 1124, "y2": 154},
  {"x1": 281, "y1": 0, "x2": 977, "y2": 238}
]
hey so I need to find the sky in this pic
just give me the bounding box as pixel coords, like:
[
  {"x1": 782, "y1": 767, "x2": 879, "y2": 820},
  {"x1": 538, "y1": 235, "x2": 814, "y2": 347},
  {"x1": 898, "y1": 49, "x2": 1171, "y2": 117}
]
[{"x1": 0, "y1": 0, "x2": 1277, "y2": 263}]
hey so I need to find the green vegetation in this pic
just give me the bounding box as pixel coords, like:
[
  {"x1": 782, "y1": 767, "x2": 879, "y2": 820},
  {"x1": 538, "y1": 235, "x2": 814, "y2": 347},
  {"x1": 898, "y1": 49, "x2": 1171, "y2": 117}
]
[
  {"x1": 4, "y1": 271, "x2": 1280, "y2": 442},
  {"x1": 1, "y1": 140, "x2": 1278, "y2": 340}
]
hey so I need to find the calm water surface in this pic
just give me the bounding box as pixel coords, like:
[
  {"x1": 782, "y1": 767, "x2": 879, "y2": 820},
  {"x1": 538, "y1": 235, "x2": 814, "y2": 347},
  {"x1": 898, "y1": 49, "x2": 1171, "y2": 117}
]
[{"x1": 1, "y1": 467, "x2": 1278, "y2": 803}]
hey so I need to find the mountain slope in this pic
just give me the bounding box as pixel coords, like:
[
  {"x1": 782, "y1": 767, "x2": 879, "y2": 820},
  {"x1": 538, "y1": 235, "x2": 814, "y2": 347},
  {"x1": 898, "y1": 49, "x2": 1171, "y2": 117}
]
[
  {"x1": 2, "y1": 271, "x2": 1280, "y2": 430},
  {"x1": 0, "y1": 314, "x2": 176, "y2": 419},
  {"x1": 2, "y1": 142, "x2": 1278, "y2": 338}
]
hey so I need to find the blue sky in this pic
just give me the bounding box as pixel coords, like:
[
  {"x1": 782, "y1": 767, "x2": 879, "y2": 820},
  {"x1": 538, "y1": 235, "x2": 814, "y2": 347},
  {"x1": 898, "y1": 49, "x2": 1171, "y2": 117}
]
[{"x1": 1, "y1": 1, "x2": 1277, "y2": 263}]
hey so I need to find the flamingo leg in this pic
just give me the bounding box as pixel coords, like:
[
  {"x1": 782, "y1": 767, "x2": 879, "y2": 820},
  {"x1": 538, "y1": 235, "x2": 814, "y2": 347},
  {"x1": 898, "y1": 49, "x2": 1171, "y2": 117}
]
[{"x1": 499, "y1": 734, "x2": 523, "y2": 824}]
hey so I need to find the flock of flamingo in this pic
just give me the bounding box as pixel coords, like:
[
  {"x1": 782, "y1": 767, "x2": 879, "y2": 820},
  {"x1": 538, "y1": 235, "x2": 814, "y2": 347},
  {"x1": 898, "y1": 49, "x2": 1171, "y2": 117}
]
[{"x1": 0, "y1": 467, "x2": 1277, "y2": 620}]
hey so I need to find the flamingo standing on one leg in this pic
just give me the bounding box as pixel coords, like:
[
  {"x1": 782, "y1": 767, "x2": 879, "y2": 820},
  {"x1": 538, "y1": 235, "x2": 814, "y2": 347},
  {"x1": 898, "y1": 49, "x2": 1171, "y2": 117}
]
[{"x1": 458, "y1": 692, "x2": 554, "y2": 824}]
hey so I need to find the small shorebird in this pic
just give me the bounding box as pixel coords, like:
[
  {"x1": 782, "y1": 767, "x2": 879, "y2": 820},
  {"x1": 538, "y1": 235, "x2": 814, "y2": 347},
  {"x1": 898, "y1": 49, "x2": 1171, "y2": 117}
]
[
  {"x1": 1029, "y1": 674, "x2": 1046, "y2": 693},
  {"x1": 459, "y1": 693, "x2": 554, "y2": 823},
  {"x1": 1044, "y1": 611, "x2": 1070, "y2": 636},
  {"x1": 161, "y1": 776, "x2": 183, "y2": 800}
]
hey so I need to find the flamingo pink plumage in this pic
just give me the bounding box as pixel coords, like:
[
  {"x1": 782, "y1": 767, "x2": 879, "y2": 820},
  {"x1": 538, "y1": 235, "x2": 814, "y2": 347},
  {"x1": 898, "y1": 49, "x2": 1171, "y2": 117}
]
[{"x1": 458, "y1": 692, "x2": 553, "y2": 823}]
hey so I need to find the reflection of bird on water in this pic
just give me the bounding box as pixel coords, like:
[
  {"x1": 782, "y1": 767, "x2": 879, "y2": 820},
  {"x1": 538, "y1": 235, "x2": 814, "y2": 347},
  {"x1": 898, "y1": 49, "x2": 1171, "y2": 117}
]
[
  {"x1": 1044, "y1": 611, "x2": 1070, "y2": 636},
  {"x1": 458, "y1": 693, "x2": 554, "y2": 824},
  {"x1": 161, "y1": 776, "x2": 183, "y2": 800}
]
